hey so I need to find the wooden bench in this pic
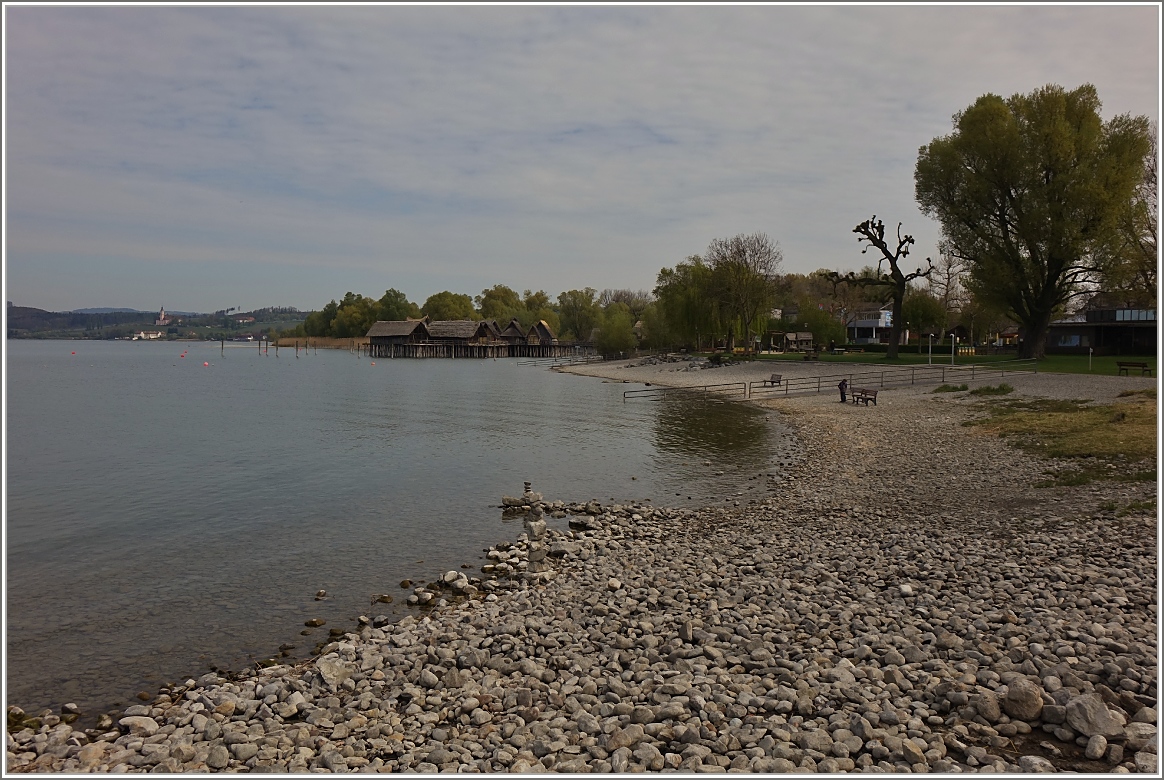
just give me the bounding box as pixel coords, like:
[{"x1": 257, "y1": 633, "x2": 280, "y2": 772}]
[
  {"x1": 762, "y1": 373, "x2": 783, "y2": 387},
  {"x1": 1116, "y1": 361, "x2": 1153, "y2": 376},
  {"x1": 851, "y1": 388, "x2": 878, "y2": 406},
  {"x1": 803, "y1": 351, "x2": 820, "y2": 361}
]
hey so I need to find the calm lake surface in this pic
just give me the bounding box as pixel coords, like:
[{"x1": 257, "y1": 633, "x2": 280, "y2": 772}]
[{"x1": 5, "y1": 339, "x2": 790, "y2": 718}]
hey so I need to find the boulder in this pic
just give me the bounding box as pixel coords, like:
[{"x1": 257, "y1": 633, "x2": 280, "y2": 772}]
[
  {"x1": 118, "y1": 716, "x2": 158, "y2": 737},
  {"x1": 1003, "y1": 678, "x2": 1044, "y2": 721},
  {"x1": 1065, "y1": 693, "x2": 1127, "y2": 739},
  {"x1": 316, "y1": 658, "x2": 354, "y2": 688},
  {"x1": 1123, "y1": 722, "x2": 1157, "y2": 752}
]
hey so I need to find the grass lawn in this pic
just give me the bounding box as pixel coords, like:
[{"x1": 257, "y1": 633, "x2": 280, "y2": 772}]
[{"x1": 741, "y1": 351, "x2": 1154, "y2": 376}]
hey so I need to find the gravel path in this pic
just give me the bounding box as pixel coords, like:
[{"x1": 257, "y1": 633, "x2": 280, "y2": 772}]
[{"x1": 7, "y1": 358, "x2": 1157, "y2": 773}]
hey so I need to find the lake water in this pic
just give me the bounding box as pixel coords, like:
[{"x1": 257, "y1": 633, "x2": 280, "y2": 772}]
[{"x1": 5, "y1": 339, "x2": 789, "y2": 720}]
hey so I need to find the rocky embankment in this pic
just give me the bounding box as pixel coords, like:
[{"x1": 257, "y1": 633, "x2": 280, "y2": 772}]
[{"x1": 6, "y1": 378, "x2": 1157, "y2": 773}]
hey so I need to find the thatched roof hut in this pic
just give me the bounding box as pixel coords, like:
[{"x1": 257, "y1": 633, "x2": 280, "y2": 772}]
[
  {"x1": 367, "y1": 320, "x2": 430, "y2": 342},
  {"x1": 527, "y1": 320, "x2": 557, "y2": 346},
  {"x1": 427, "y1": 320, "x2": 499, "y2": 344},
  {"x1": 499, "y1": 318, "x2": 527, "y2": 344}
]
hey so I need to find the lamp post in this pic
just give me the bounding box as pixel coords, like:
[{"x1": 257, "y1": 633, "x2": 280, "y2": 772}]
[
  {"x1": 928, "y1": 333, "x2": 933, "y2": 365},
  {"x1": 951, "y1": 331, "x2": 956, "y2": 365}
]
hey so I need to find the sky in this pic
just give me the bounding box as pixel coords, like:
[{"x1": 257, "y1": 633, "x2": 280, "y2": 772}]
[{"x1": 3, "y1": 4, "x2": 1160, "y2": 314}]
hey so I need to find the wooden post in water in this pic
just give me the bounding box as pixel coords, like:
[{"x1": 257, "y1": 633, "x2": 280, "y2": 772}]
[{"x1": 221, "y1": 338, "x2": 224, "y2": 356}]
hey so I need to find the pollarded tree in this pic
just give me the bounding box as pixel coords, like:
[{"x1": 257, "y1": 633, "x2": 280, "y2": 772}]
[
  {"x1": 704, "y1": 233, "x2": 783, "y2": 351},
  {"x1": 915, "y1": 83, "x2": 1151, "y2": 358},
  {"x1": 827, "y1": 218, "x2": 933, "y2": 359}
]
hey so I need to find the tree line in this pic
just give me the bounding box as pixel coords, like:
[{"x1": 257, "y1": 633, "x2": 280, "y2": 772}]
[
  {"x1": 653, "y1": 82, "x2": 1155, "y2": 359},
  {"x1": 283, "y1": 83, "x2": 1155, "y2": 361},
  {"x1": 282, "y1": 286, "x2": 653, "y2": 356}
]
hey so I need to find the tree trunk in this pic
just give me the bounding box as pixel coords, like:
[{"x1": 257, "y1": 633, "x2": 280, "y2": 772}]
[
  {"x1": 887, "y1": 286, "x2": 906, "y2": 359},
  {"x1": 1017, "y1": 317, "x2": 1050, "y2": 359}
]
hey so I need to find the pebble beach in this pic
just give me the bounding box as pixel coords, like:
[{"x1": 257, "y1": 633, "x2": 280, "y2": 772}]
[{"x1": 7, "y1": 357, "x2": 1158, "y2": 774}]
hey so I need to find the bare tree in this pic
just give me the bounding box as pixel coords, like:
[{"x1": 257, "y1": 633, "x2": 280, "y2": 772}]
[
  {"x1": 599, "y1": 289, "x2": 654, "y2": 320},
  {"x1": 827, "y1": 217, "x2": 933, "y2": 359},
  {"x1": 704, "y1": 233, "x2": 783, "y2": 351},
  {"x1": 925, "y1": 240, "x2": 967, "y2": 331}
]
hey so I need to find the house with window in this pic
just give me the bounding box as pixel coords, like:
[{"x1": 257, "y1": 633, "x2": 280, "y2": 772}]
[
  {"x1": 846, "y1": 306, "x2": 894, "y2": 345},
  {"x1": 1046, "y1": 308, "x2": 1156, "y2": 355}
]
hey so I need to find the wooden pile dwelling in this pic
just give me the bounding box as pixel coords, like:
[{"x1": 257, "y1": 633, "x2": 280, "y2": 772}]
[{"x1": 366, "y1": 318, "x2": 589, "y2": 359}]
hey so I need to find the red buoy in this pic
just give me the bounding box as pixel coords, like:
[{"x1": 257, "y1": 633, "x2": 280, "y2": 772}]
[
  {"x1": 71, "y1": 351, "x2": 76, "y2": 355},
  {"x1": 203, "y1": 361, "x2": 209, "y2": 366}
]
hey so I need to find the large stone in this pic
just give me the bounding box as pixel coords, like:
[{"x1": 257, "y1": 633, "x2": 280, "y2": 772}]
[
  {"x1": 605, "y1": 724, "x2": 645, "y2": 751},
  {"x1": 1134, "y1": 752, "x2": 1158, "y2": 774},
  {"x1": 796, "y1": 729, "x2": 833, "y2": 754},
  {"x1": 1018, "y1": 755, "x2": 1055, "y2": 772},
  {"x1": 1122, "y1": 722, "x2": 1157, "y2": 752},
  {"x1": 316, "y1": 658, "x2": 354, "y2": 688},
  {"x1": 901, "y1": 739, "x2": 927, "y2": 765},
  {"x1": 118, "y1": 716, "x2": 159, "y2": 737},
  {"x1": 231, "y1": 743, "x2": 259, "y2": 761},
  {"x1": 973, "y1": 691, "x2": 1002, "y2": 723},
  {"x1": 1065, "y1": 693, "x2": 1127, "y2": 739},
  {"x1": 1085, "y1": 735, "x2": 1108, "y2": 760},
  {"x1": 1003, "y1": 679, "x2": 1044, "y2": 721},
  {"x1": 206, "y1": 745, "x2": 230, "y2": 770}
]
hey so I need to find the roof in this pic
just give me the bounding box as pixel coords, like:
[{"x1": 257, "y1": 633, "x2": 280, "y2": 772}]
[
  {"x1": 529, "y1": 320, "x2": 556, "y2": 339},
  {"x1": 367, "y1": 320, "x2": 428, "y2": 338},
  {"x1": 427, "y1": 320, "x2": 487, "y2": 339},
  {"x1": 500, "y1": 318, "x2": 525, "y2": 337}
]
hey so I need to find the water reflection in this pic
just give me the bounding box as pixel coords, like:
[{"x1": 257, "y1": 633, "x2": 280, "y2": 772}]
[{"x1": 652, "y1": 392, "x2": 774, "y2": 459}]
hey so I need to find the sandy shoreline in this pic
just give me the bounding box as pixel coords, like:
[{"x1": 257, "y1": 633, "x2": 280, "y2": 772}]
[{"x1": 7, "y1": 359, "x2": 1157, "y2": 773}]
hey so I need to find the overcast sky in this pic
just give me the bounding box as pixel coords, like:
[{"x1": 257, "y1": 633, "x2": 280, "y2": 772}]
[{"x1": 4, "y1": 4, "x2": 1160, "y2": 314}]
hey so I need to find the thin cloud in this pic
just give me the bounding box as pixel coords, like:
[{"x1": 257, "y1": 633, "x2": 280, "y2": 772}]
[{"x1": 5, "y1": 5, "x2": 1159, "y2": 312}]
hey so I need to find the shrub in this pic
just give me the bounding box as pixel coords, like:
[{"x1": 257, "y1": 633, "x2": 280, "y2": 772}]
[
  {"x1": 969, "y1": 383, "x2": 1014, "y2": 396},
  {"x1": 933, "y1": 384, "x2": 969, "y2": 393}
]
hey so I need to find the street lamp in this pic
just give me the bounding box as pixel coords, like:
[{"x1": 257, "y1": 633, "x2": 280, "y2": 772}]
[{"x1": 928, "y1": 333, "x2": 933, "y2": 365}]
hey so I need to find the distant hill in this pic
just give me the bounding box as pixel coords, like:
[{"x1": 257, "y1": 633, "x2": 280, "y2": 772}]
[
  {"x1": 72, "y1": 308, "x2": 205, "y2": 316},
  {"x1": 7, "y1": 306, "x2": 155, "y2": 337}
]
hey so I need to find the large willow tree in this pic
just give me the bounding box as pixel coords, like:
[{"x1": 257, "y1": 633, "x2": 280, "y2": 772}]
[{"x1": 915, "y1": 83, "x2": 1151, "y2": 358}]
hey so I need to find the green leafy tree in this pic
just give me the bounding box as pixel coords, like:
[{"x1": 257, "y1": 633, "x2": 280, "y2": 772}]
[
  {"x1": 475, "y1": 285, "x2": 523, "y2": 322},
  {"x1": 332, "y1": 294, "x2": 378, "y2": 337},
  {"x1": 704, "y1": 233, "x2": 783, "y2": 351},
  {"x1": 1102, "y1": 124, "x2": 1158, "y2": 307},
  {"x1": 636, "y1": 301, "x2": 669, "y2": 350},
  {"x1": 303, "y1": 300, "x2": 339, "y2": 337},
  {"x1": 377, "y1": 289, "x2": 421, "y2": 321},
  {"x1": 595, "y1": 303, "x2": 637, "y2": 356},
  {"x1": 654, "y1": 257, "x2": 720, "y2": 351},
  {"x1": 521, "y1": 289, "x2": 553, "y2": 314},
  {"x1": 901, "y1": 289, "x2": 947, "y2": 340},
  {"x1": 557, "y1": 288, "x2": 602, "y2": 342},
  {"x1": 421, "y1": 291, "x2": 477, "y2": 321},
  {"x1": 915, "y1": 83, "x2": 1151, "y2": 358}
]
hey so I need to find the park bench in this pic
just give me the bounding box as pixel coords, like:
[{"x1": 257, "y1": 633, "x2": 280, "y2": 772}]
[
  {"x1": 1116, "y1": 361, "x2": 1153, "y2": 377},
  {"x1": 851, "y1": 388, "x2": 878, "y2": 406},
  {"x1": 803, "y1": 351, "x2": 820, "y2": 361},
  {"x1": 762, "y1": 373, "x2": 783, "y2": 387}
]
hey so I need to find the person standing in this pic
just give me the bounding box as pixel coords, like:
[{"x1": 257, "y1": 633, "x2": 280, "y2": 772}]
[{"x1": 838, "y1": 378, "x2": 848, "y2": 403}]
